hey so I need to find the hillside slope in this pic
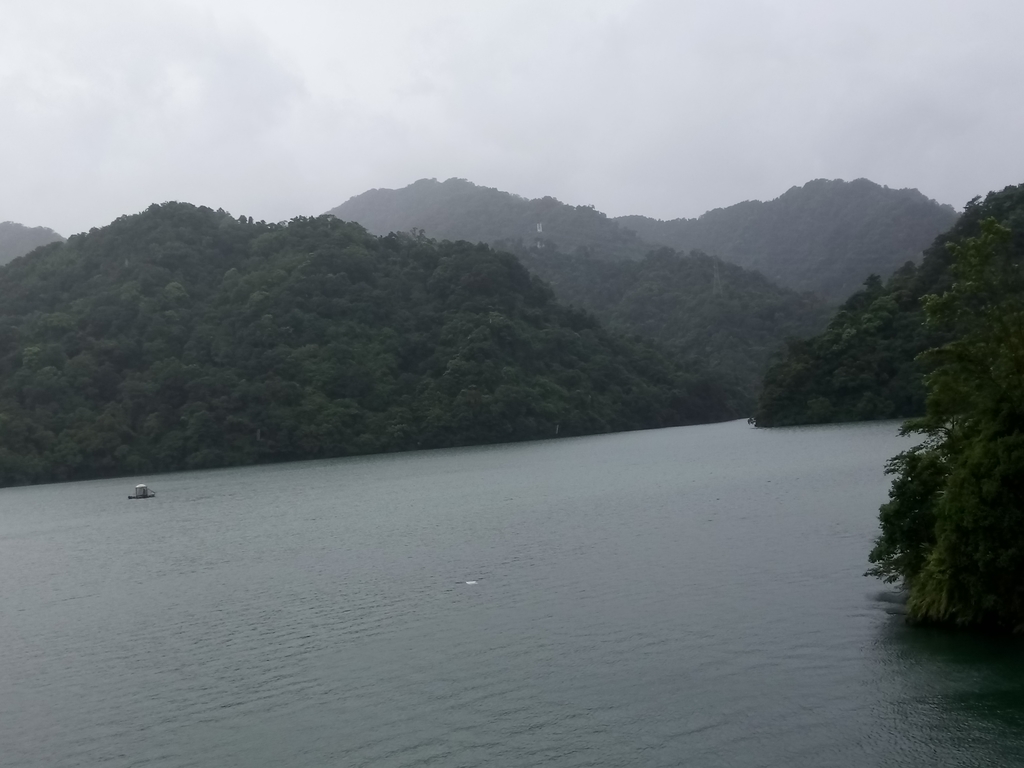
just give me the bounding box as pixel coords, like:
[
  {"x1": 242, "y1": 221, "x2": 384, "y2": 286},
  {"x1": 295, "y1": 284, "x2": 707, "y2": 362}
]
[
  {"x1": 0, "y1": 203, "x2": 738, "y2": 486},
  {"x1": 617, "y1": 179, "x2": 958, "y2": 302},
  {"x1": 514, "y1": 246, "x2": 830, "y2": 407},
  {"x1": 330, "y1": 177, "x2": 957, "y2": 303},
  {"x1": 330, "y1": 179, "x2": 834, "y2": 397},
  {"x1": 329, "y1": 177, "x2": 654, "y2": 261},
  {"x1": 754, "y1": 183, "x2": 1024, "y2": 427},
  {"x1": 0, "y1": 221, "x2": 64, "y2": 265}
]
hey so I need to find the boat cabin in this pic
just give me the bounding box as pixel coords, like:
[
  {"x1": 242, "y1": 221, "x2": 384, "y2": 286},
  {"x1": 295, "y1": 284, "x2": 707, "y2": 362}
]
[{"x1": 129, "y1": 484, "x2": 155, "y2": 499}]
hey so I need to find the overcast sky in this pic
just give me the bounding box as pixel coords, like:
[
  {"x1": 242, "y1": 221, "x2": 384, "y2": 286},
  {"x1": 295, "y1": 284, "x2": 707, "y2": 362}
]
[{"x1": 2, "y1": 0, "x2": 1023, "y2": 235}]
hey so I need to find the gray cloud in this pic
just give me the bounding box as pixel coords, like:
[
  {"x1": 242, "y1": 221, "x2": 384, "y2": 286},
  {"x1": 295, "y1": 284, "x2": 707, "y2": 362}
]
[{"x1": 2, "y1": 0, "x2": 1022, "y2": 235}]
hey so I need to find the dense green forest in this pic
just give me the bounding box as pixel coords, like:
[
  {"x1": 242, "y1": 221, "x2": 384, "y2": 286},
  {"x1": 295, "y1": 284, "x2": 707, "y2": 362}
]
[
  {"x1": 0, "y1": 221, "x2": 64, "y2": 265},
  {"x1": 0, "y1": 203, "x2": 740, "y2": 487},
  {"x1": 617, "y1": 179, "x2": 958, "y2": 302},
  {"x1": 330, "y1": 177, "x2": 651, "y2": 261},
  {"x1": 755, "y1": 184, "x2": 1024, "y2": 427},
  {"x1": 331, "y1": 179, "x2": 836, "y2": 403},
  {"x1": 869, "y1": 218, "x2": 1024, "y2": 631},
  {"x1": 510, "y1": 245, "x2": 830, "y2": 408}
]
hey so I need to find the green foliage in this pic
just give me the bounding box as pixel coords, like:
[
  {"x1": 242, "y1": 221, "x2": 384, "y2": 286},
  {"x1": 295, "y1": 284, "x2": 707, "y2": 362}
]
[
  {"x1": 0, "y1": 203, "x2": 739, "y2": 487},
  {"x1": 618, "y1": 178, "x2": 958, "y2": 302},
  {"x1": 513, "y1": 246, "x2": 829, "y2": 411},
  {"x1": 0, "y1": 221, "x2": 64, "y2": 266},
  {"x1": 868, "y1": 218, "x2": 1024, "y2": 630},
  {"x1": 755, "y1": 184, "x2": 1024, "y2": 427},
  {"x1": 331, "y1": 179, "x2": 832, "y2": 410},
  {"x1": 754, "y1": 270, "x2": 936, "y2": 425}
]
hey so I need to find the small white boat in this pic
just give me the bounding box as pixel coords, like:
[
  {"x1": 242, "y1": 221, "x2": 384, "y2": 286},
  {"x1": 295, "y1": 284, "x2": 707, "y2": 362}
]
[{"x1": 129, "y1": 484, "x2": 156, "y2": 500}]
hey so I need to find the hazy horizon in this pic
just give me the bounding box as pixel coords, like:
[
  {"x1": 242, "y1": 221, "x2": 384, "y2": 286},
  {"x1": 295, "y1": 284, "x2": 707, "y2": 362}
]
[{"x1": 3, "y1": 1, "x2": 1021, "y2": 235}]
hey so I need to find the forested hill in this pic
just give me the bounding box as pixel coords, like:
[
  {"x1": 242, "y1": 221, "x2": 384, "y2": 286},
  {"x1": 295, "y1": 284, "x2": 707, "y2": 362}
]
[
  {"x1": 617, "y1": 179, "x2": 958, "y2": 302},
  {"x1": 331, "y1": 177, "x2": 957, "y2": 303},
  {"x1": 330, "y1": 179, "x2": 832, "y2": 404},
  {"x1": 754, "y1": 183, "x2": 1024, "y2": 427},
  {"x1": 328, "y1": 177, "x2": 652, "y2": 261},
  {"x1": 513, "y1": 246, "x2": 830, "y2": 409},
  {"x1": 0, "y1": 203, "x2": 739, "y2": 487},
  {"x1": 0, "y1": 221, "x2": 64, "y2": 265}
]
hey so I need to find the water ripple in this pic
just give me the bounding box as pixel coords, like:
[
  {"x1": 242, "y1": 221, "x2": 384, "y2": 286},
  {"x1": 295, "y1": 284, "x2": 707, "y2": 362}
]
[{"x1": 1, "y1": 421, "x2": 1023, "y2": 766}]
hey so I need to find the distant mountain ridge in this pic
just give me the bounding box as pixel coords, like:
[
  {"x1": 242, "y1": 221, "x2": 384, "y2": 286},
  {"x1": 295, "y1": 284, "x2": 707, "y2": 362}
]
[
  {"x1": 330, "y1": 179, "x2": 834, "y2": 404},
  {"x1": 329, "y1": 177, "x2": 651, "y2": 261},
  {"x1": 754, "y1": 183, "x2": 1024, "y2": 427},
  {"x1": 0, "y1": 221, "x2": 64, "y2": 265},
  {"x1": 329, "y1": 177, "x2": 958, "y2": 302},
  {"x1": 617, "y1": 179, "x2": 958, "y2": 302}
]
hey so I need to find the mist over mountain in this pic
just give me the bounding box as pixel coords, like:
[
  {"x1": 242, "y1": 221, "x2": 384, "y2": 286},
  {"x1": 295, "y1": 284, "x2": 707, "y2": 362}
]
[
  {"x1": 0, "y1": 221, "x2": 64, "y2": 265},
  {"x1": 330, "y1": 178, "x2": 957, "y2": 304},
  {"x1": 329, "y1": 178, "x2": 652, "y2": 261},
  {"x1": 617, "y1": 179, "x2": 958, "y2": 302},
  {"x1": 0, "y1": 202, "x2": 738, "y2": 487},
  {"x1": 511, "y1": 245, "x2": 830, "y2": 409},
  {"x1": 331, "y1": 179, "x2": 835, "y2": 402},
  {"x1": 754, "y1": 183, "x2": 1024, "y2": 427}
]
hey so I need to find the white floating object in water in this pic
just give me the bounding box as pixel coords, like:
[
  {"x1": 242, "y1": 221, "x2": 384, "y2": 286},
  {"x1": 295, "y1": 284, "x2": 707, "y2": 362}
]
[
  {"x1": 129, "y1": 483, "x2": 155, "y2": 500},
  {"x1": 465, "y1": 581, "x2": 478, "y2": 585}
]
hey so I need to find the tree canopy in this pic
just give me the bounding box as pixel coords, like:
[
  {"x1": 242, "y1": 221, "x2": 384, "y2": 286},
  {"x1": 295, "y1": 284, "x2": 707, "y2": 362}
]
[
  {"x1": 331, "y1": 179, "x2": 835, "y2": 407},
  {"x1": 0, "y1": 203, "x2": 739, "y2": 487},
  {"x1": 513, "y1": 245, "x2": 829, "y2": 411},
  {"x1": 754, "y1": 184, "x2": 1024, "y2": 427},
  {"x1": 868, "y1": 218, "x2": 1024, "y2": 631}
]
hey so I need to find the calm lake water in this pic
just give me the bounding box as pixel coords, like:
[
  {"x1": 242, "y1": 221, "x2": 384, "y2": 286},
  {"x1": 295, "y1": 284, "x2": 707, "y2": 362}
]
[{"x1": 1, "y1": 420, "x2": 1023, "y2": 767}]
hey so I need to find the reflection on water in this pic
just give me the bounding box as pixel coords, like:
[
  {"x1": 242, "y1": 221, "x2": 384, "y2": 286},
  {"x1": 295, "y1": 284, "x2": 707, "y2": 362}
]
[
  {"x1": 0, "y1": 419, "x2": 1022, "y2": 767},
  {"x1": 871, "y1": 612, "x2": 1024, "y2": 766}
]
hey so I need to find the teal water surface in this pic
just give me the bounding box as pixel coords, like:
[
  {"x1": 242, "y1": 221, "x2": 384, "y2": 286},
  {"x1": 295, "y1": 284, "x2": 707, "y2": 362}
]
[{"x1": 1, "y1": 420, "x2": 1022, "y2": 767}]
